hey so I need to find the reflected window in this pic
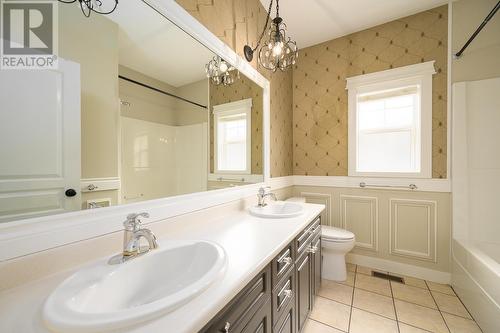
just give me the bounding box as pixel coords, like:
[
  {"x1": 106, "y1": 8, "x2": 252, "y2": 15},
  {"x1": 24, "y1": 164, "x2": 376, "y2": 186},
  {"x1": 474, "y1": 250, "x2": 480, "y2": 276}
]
[{"x1": 214, "y1": 98, "x2": 252, "y2": 174}]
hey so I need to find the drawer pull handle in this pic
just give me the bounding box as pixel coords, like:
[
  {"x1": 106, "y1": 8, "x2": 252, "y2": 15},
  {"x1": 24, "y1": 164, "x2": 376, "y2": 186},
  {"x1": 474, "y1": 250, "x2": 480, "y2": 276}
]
[
  {"x1": 278, "y1": 288, "x2": 294, "y2": 309},
  {"x1": 279, "y1": 256, "x2": 293, "y2": 265},
  {"x1": 309, "y1": 226, "x2": 320, "y2": 234},
  {"x1": 221, "y1": 322, "x2": 230, "y2": 333},
  {"x1": 308, "y1": 245, "x2": 318, "y2": 254}
]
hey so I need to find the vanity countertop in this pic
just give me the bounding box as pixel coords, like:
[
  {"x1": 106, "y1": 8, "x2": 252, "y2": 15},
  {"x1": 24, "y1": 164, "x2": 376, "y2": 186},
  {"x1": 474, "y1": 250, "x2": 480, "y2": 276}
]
[{"x1": 0, "y1": 202, "x2": 324, "y2": 333}]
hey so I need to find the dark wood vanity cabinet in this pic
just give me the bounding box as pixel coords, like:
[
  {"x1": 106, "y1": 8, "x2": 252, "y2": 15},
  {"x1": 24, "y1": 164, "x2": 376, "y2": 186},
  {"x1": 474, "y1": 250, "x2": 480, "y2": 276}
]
[
  {"x1": 295, "y1": 217, "x2": 321, "y2": 332},
  {"x1": 202, "y1": 266, "x2": 272, "y2": 333},
  {"x1": 296, "y1": 252, "x2": 311, "y2": 331},
  {"x1": 200, "y1": 216, "x2": 321, "y2": 333}
]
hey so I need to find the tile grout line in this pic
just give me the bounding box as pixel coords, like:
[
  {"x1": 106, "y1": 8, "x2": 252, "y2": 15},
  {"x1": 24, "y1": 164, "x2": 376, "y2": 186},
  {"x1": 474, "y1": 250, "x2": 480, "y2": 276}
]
[
  {"x1": 426, "y1": 280, "x2": 452, "y2": 333},
  {"x1": 325, "y1": 266, "x2": 481, "y2": 332},
  {"x1": 389, "y1": 280, "x2": 401, "y2": 333},
  {"x1": 347, "y1": 265, "x2": 357, "y2": 333},
  {"x1": 390, "y1": 290, "x2": 475, "y2": 318},
  {"x1": 350, "y1": 304, "x2": 397, "y2": 322},
  {"x1": 449, "y1": 285, "x2": 482, "y2": 329},
  {"x1": 316, "y1": 294, "x2": 351, "y2": 307},
  {"x1": 398, "y1": 321, "x2": 434, "y2": 333},
  {"x1": 308, "y1": 317, "x2": 349, "y2": 333},
  {"x1": 317, "y1": 293, "x2": 401, "y2": 322}
]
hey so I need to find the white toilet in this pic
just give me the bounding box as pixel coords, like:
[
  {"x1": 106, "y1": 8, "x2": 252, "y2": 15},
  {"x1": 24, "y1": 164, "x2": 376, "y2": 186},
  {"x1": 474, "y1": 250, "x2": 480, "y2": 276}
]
[{"x1": 321, "y1": 226, "x2": 356, "y2": 281}]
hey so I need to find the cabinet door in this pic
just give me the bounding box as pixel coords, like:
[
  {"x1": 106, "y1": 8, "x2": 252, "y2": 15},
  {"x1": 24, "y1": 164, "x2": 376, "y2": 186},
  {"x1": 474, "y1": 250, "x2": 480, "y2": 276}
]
[
  {"x1": 312, "y1": 237, "x2": 321, "y2": 300},
  {"x1": 242, "y1": 298, "x2": 272, "y2": 333},
  {"x1": 296, "y1": 253, "x2": 311, "y2": 332}
]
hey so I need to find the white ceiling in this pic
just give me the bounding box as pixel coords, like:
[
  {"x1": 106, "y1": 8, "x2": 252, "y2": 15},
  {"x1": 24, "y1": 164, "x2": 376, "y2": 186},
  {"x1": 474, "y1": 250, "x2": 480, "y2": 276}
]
[
  {"x1": 260, "y1": 0, "x2": 448, "y2": 48},
  {"x1": 108, "y1": 1, "x2": 214, "y2": 87}
]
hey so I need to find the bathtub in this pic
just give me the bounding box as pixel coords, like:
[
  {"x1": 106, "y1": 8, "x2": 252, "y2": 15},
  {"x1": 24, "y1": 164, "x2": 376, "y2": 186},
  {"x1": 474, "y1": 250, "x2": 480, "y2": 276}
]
[{"x1": 452, "y1": 239, "x2": 500, "y2": 333}]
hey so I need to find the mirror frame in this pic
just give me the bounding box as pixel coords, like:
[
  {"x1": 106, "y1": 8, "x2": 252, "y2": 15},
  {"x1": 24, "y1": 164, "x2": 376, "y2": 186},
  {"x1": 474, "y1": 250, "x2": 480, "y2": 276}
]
[{"x1": 0, "y1": 0, "x2": 271, "y2": 261}]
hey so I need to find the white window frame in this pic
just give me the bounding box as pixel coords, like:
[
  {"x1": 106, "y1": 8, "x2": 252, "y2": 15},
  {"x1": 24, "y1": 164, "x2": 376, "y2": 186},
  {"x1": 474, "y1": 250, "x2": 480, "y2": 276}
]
[
  {"x1": 346, "y1": 61, "x2": 435, "y2": 178},
  {"x1": 213, "y1": 98, "x2": 252, "y2": 175}
]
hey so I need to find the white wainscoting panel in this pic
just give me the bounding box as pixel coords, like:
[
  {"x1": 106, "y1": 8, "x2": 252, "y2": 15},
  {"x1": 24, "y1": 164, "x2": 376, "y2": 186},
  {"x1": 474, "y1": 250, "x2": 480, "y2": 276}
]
[
  {"x1": 389, "y1": 198, "x2": 437, "y2": 262},
  {"x1": 340, "y1": 195, "x2": 378, "y2": 251},
  {"x1": 299, "y1": 192, "x2": 332, "y2": 226}
]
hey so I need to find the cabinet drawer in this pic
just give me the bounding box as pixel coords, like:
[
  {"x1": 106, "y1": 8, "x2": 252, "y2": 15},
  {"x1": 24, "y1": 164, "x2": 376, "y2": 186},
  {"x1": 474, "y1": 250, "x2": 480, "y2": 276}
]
[
  {"x1": 272, "y1": 242, "x2": 294, "y2": 287},
  {"x1": 203, "y1": 265, "x2": 271, "y2": 333},
  {"x1": 295, "y1": 227, "x2": 312, "y2": 257},
  {"x1": 272, "y1": 265, "x2": 295, "y2": 326},
  {"x1": 241, "y1": 297, "x2": 272, "y2": 333},
  {"x1": 310, "y1": 220, "x2": 321, "y2": 240},
  {"x1": 295, "y1": 217, "x2": 321, "y2": 258},
  {"x1": 273, "y1": 299, "x2": 295, "y2": 333}
]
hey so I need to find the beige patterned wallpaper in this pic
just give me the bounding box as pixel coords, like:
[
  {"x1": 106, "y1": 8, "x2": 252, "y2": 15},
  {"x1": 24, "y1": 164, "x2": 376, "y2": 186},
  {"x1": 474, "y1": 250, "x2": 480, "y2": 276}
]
[
  {"x1": 293, "y1": 6, "x2": 448, "y2": 178},
  {"x1": 209, "y1": 75, "x2": 263, "y2": 174},
  {"x1": 176, "y1": 0, "x2": 293, "y2": 177}
]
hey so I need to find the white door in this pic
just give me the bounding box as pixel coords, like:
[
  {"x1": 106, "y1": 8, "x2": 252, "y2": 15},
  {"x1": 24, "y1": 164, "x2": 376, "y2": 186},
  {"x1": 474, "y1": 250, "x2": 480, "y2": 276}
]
[{"x1": 0, "y1": 59, "x2": 81, "y2": 223}]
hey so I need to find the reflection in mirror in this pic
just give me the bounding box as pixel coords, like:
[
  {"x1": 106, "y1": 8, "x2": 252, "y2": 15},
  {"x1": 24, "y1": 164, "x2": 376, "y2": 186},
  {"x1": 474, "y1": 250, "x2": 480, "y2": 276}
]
[
  {"x1": 208, "y1": 74, "x2": 264, "y2": 190},
  {"x1": 0, "y1": 1, "x2": 264, "y2": 223}
]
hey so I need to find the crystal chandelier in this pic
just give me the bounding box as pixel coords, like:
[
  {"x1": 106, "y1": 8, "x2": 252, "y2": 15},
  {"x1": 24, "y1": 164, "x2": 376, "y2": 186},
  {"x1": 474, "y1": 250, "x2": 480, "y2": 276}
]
[
  {"x1": 58, "y1": 0, "x2": 118, "y2": 18},
  {"x1": 205, "y1": 56, "x2": 240, "y2": 86},
  {"x1": 243, "y1": 0, "x2": 298, "y2": 72}
]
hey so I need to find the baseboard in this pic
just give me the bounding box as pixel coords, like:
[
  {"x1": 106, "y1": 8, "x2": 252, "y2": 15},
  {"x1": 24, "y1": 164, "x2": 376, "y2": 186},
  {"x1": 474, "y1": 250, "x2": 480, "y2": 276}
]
[{"x1": 346, "y1": 253, "x2": 451, "y2": 284}]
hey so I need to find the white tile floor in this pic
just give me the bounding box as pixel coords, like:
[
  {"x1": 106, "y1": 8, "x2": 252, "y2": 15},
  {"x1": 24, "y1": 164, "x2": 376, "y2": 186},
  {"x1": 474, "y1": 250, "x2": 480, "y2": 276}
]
[{"x1": 303, "y1": 264, "x2": 482, "y2": 333}]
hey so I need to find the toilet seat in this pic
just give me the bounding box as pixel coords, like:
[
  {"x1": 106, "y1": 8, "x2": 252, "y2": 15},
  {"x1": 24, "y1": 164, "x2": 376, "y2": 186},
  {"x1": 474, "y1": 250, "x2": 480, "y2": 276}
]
[{"x1": 322, "y1": 226, "x2": 355, "y2": 242}]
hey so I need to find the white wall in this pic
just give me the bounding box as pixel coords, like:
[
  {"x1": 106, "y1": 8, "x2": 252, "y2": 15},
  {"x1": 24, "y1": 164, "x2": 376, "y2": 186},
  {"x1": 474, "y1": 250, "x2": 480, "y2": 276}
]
[
  {"x1": 121, "y1": 117, "x2": 207, "y2": 203},
  {"x1": 452, "y1": 0, "x2": 500, "y2": 83},
  {"x1": 175, "y1": 123, "x2": 208, "y2": 195},
  {"x1": 452, "y1": 77, "x2": 500, "y2": 245}
]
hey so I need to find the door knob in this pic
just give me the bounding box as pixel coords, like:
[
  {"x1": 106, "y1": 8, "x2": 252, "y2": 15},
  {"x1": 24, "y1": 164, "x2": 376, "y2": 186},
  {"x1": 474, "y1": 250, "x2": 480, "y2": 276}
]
[{"x1": 65, "y1": 189, "x2": 77, "y2": 197}]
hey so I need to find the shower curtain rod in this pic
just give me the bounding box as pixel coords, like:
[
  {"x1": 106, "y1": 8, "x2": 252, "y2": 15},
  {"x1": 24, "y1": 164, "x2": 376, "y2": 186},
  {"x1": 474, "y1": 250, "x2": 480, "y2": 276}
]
[
  {"x1": 118, "y1": 75, "x2": 208, "y2": 109},
  {"x1": 454, "y1": 1, "x2": 499, "y2": 59}
]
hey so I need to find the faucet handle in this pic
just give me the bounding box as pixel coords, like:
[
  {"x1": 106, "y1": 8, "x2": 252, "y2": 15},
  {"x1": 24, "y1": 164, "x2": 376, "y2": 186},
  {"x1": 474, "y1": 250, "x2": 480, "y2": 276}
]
[
  {"x1": 258, "y1": 186, "x2": 271, "y2": 195},
  {"x1": 124, "y1": 212, "x2": 150, "y2": 230}
]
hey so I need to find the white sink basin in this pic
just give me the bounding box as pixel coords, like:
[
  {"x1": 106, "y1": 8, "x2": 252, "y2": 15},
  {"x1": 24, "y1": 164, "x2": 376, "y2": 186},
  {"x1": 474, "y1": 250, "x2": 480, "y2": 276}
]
[
  {"x1": 43, "y1": 240, "x2": 226, "y2": 333},
  {"x1": 249, "y1": 201, "x2": 304, "y2": 218}
]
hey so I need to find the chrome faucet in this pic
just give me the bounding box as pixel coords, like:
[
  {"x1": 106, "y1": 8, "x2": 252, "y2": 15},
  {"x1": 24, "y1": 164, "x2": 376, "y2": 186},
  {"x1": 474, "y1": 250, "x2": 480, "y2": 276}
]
[
  {"x1": 257, "y1": 186, "x2": 277, "y2": 207},
  {"x1": 109, "y1": 212, "x2": 159, "y2": 265}
]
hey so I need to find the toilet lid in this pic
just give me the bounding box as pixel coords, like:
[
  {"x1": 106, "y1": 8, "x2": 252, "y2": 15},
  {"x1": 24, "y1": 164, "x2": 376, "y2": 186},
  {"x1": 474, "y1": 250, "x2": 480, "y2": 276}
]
[{"x1": 322, "y1": 226, "x2": 355, "y2": 241}]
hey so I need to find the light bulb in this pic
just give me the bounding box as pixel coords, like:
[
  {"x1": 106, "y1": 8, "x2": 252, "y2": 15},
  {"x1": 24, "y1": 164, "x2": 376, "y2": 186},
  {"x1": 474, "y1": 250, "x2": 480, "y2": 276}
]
[
  {"x1": 219, "y1": 61, "x2": 228, "y2": 73},
  {"x1": 272, "y1": 41, "x2": 283, "y2": 57}
]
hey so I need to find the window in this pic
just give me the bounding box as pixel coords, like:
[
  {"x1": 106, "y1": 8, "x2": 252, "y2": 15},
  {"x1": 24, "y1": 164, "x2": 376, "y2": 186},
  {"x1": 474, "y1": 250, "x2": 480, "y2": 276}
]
[
  {"x1": 347, "y1": 62, "x2": 435, "y2": 178},
  {"x1": 213, "y1": 98, "x2": 252, "y2": 174}
]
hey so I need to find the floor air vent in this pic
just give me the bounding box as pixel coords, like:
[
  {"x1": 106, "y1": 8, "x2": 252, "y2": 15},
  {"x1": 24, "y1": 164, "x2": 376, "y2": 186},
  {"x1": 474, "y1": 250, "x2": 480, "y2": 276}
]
[{"x1": 371, "y1": 271, "x2": 405, "y2": 283}]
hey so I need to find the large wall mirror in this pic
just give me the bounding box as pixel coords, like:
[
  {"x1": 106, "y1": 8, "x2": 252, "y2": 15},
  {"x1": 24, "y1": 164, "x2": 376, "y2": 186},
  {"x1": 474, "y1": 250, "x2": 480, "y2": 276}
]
[{"x1": 0, "y1": 1, "x2": 265, "y2": 223}]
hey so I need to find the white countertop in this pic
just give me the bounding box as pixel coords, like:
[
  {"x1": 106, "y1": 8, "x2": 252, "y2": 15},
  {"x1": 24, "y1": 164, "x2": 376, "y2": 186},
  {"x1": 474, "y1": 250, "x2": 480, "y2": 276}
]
[{"x1": 0, "y1": 202, "x2": 324, "y2": 333}]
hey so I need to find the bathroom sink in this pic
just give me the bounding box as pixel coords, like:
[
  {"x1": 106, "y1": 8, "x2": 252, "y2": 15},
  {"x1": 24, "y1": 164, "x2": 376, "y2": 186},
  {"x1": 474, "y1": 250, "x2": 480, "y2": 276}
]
[
  {"x1": 43, "y1": 240, "x2": 226, "y2": 333},
  {"x1": 249, "y1": 201, "x2": 304, "y2": 218}
]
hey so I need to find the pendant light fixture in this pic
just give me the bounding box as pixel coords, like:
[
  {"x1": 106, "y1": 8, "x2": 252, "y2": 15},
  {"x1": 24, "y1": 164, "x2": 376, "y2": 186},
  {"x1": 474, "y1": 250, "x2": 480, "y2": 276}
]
[
  {"x1": 205, "y1": 56, "x2": 240, "y2": 86},
  {"x1": 243, "y1": 0, "x2": 298, "y2": 72},
  {"x1": 58, "y1": 0, "x2": 118, "y2": 18}
]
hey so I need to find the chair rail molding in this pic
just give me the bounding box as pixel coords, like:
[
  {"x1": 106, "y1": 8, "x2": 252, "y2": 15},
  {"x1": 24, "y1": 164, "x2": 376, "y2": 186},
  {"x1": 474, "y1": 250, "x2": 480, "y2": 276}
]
[{"x1": 293, "y1": 176, "x2": 451, "y2": 192}]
